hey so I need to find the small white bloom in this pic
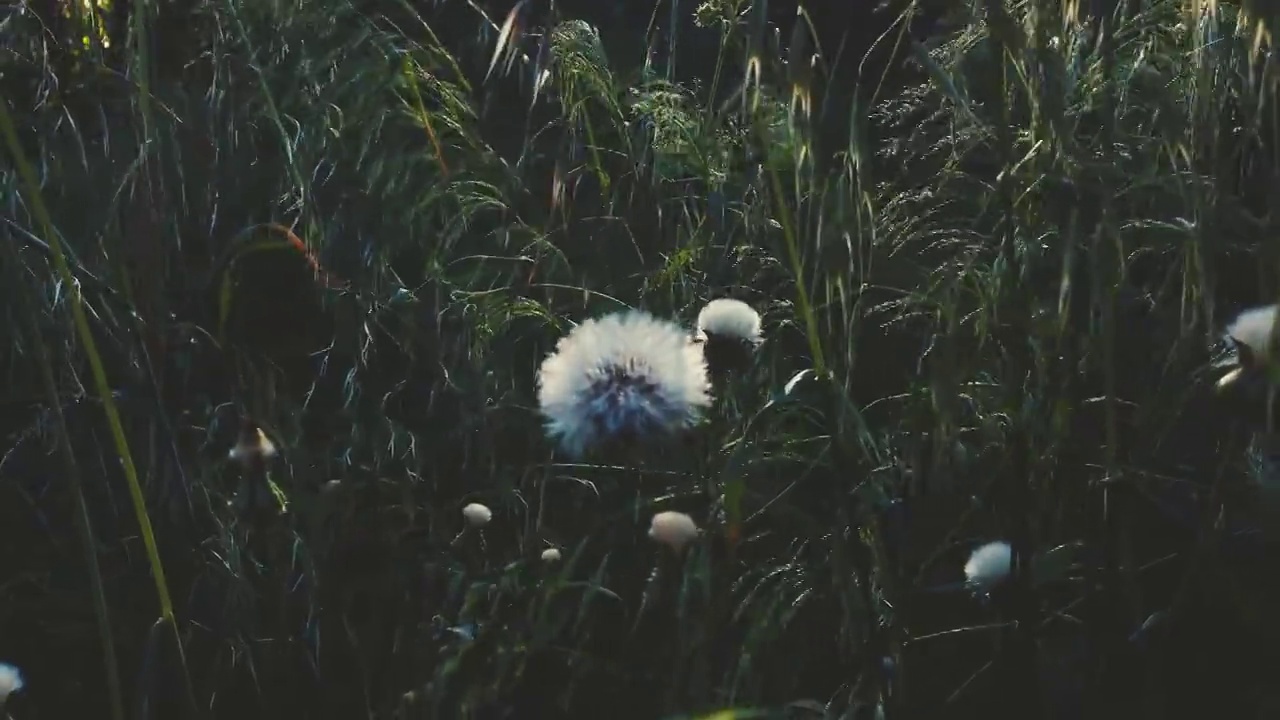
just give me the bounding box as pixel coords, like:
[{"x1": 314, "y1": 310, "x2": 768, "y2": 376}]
[
  {"x1": 540, "y1": 547, "x2": 562, "y2": 562},
  {"x1": 462, "y1": 503, "x2": 493, "y2": 528},
  {"x1": 648, "y1": 511, "x2": 699, "y2": 552},
  {"x1": 964, "y1": 541, "x2": 1012, "y2": 594},
  {"x1": 228, "y1": 427, "x2": 276, "y2": 464},
  {"x1": 537, "y1": 311, "x2": 712, "y2": 457},
  {"x1": 1227, "y1": 304, "x2": 1280, "y2": 364},
  {"x1": 0, "y1": 662, "x2": 23, "y2": 702},
  {"x1": 695, "y1": 298, "x2": 762, "y2": 345}
]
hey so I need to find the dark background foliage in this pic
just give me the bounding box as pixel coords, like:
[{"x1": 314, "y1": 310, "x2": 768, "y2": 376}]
[{"x1": 4, "y1": 0, "x2": 1280, "y2": 718}]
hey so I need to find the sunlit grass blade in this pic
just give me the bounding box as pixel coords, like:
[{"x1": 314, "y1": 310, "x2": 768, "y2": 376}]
[{"x1": 0, "y1": 96, "x2": 196, "y2": 713}]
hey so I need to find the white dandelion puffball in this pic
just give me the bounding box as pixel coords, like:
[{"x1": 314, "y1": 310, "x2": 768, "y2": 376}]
[
  {"x1": 537, "y1": 311, "x2": 711, "y2": 457},
  {"x1": 964, "y1": 541, "x2": 1012, "y2": 594},
  {"x1": 0, "y1": 662, "x2": 23, "y2": 702},
  {"x1": 1227, "y1": 304, "x2": 1280, "y2": 362},
  {"x1": 695, "y1": 298, "x2": 762, "y2": 345},
  {"x1": 540, "y1": 547, "x2": 562, "y2": 563},
  {"x1": 648, "y1": 511, "x2": 699, "y2": 552},
  {"x1": 462, "y1": 502, "x2": 493, "y2": 528}
]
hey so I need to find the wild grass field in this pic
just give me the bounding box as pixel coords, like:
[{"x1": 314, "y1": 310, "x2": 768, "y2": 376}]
[{"x1": 3, "y1": 0, "x2": 1280, "y2": 717}]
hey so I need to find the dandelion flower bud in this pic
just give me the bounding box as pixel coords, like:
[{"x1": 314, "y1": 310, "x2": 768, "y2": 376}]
[
  {"x1": 228, "y1": 425, "x2": 276, "y2": 465},
  {"x1": 538, "y1": 311, "x2": 711, "y2": 457},
  {"x1": 1226, "y1": 304, "x2": 1280, "y2": 369},
  {"x1": 1217, "y1": 305, "x2": 1280, "y2": 427},
  {"x1": 694, "y1": 298, "x2": 762, "y2": 376},
  {"x1": 462, "y1": 502, "x2": 493, "y2": 528},
  {"x1": 0, "y1": 662, "x2": 23, "y2": 705},
  {"x1": 541, "y1": 547, "x2": 562, "y2": 563},
  {"x1": 648, "y1": 511, "x2": 699, "y2": 553},
  {"x1": 964, "y1": 540, "x2": 1012, "y2": 595},
  {"x1": 696, "y1": 298, "x2": 762, "y2": 345}
]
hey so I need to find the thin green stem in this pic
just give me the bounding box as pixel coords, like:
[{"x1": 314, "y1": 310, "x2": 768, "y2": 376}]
[
  {"x1": 0, "y1": 201, "x2": 125, "y2": 720},
  {"x1": 0, "y1": 96, "x2": 196, "y2": 712}
]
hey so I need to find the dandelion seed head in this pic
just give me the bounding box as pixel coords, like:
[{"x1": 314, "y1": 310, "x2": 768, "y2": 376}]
[
  {"x1": 0, "y1": 663, "x2": 23, "y2": 701},
  {"x1": 964, "y1": 540, "x2": 1012, "y2": 594},
  {"x1": 695, "y1": 298, "x2": 762, "y2": 345},
  {"x1": 694, "y1": 299, "x2": 762, "y2": 377},
  {"x1": 462, "y1": 502, "x2": 493, "y2": 528},
  {"x1": 541, "y1": 547, "x2": 562, "y2": 562},
  {"x1": 648, "y1": 511, "x2": 699, "y2": 552},
  {"x1": 228, "y1": 427, "x2": 276, "y2": 464},
  {"x1": 1227, "y1": 304, "x2": 1280, "y2": 364},
  {"x1": 538, "y1": 311, "x2": 711, "y2": 457}
]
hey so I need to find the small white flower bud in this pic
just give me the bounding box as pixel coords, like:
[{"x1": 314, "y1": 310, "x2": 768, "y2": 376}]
[
  {"x1": 648, "y1": 511, "x2": 699, "y2": 552},
  {"x1": 462, "y1": 503, "x2": 493, "y2": 528}
]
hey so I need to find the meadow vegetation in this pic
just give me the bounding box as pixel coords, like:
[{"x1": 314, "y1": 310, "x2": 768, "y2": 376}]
[{"x1": 3, "y1": 0, "x2": 1280, "y2": 717}]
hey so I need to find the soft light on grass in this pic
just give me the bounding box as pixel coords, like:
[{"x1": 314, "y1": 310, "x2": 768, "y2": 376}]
[
  {"x1": 4, "y1": 0, "x2": 1280, "y2": 715},
  {"x1": 0, "y1": 97, "x2": 194, "y2": 714}
]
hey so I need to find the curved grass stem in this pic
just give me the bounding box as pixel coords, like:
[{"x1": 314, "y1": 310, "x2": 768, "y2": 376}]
[{"x1": 0, "y1": 97, "x2": 197, "y2": 714}]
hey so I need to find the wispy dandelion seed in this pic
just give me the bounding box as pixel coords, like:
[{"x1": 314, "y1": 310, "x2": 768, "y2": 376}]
[{"x1": 538, "y1": 311, "x2": 711, "y2": 457}]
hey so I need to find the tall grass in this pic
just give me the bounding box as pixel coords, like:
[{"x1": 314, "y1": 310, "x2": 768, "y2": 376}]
[{"x1": 1, "y1": 0, "x2": 1279, "y2": 716}]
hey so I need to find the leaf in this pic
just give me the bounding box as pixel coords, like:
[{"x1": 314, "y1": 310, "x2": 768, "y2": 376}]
[
  {"x1": 783, "y1": 368, "x2": 816, "y2": 397},
  {"x1": 217, "y1": 267, "x2": 234, "y2": 344},
  {"x1": 486, "y1": 0, "x2": 528, "y2": 84},
  {"x1": 267, "y1": 476, "x2": 290, "y2": 515},
  {"x1": 1031, "y1": 541, "x2": 1084, "y2": 587},
  {"x1": 661, "y1": 709, "x2": 772, "y2": 720}
]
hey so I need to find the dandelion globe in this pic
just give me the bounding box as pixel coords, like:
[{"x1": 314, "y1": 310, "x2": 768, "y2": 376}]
[
  {"x1": 0, "y1": 662, "x2": 22, "y2": 708},
  {"x1": 1218, "y1": 304, "x2": 1280, "y2": 429},
  {"x1": 1226, "y1": 304, "x2": 1280, "y2": 366},
  {"x1": 462, "y1": 502, "x2": 493, "y2": 528},
  {"x1": 964, "y1": 540, "x2": 1012, "y2": 597},
  {"x1": 694, "y1": 298, "x2": 762, "y2": 378},
  {"x1": 648, "y1": 511, "x2": 699, "y2": 553},
  {"x1": 537, "y1": 310, "x2": 712, "y2": 458}
]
